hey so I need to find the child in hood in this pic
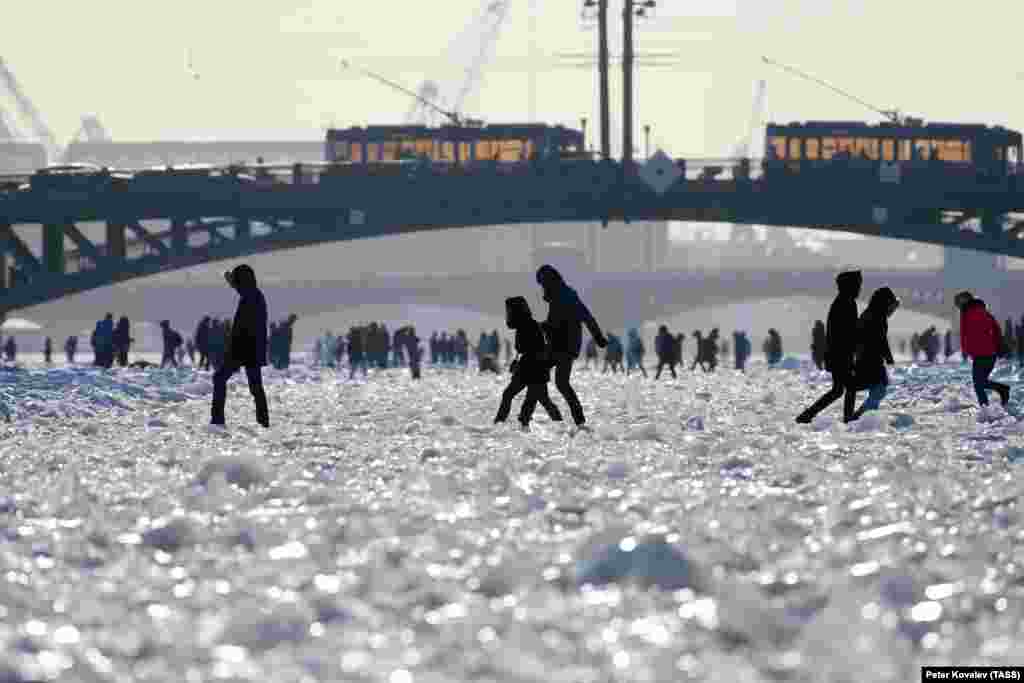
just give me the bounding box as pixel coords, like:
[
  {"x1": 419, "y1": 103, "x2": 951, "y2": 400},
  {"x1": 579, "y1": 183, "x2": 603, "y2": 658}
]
[
  {"x1": 848, "y1": 286, "x2": 899, "y2": 421},
  {"x1": 494, "y1": 296, "x2": 563, "y2": 431}
]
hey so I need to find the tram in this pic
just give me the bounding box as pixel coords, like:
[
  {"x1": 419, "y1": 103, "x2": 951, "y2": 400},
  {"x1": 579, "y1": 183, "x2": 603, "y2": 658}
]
[
  {"x1": 763, "y1": 120, "x2": 1022, "y2": 180},
  {"x1": 324, "y1": 123, "x2": 586, "y2": 166}
]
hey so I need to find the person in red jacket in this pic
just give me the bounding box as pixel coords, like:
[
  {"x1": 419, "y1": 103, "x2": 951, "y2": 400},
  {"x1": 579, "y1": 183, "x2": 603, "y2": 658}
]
[{"x1": 955, "y1": 290, "x2": 1010, "y2": 409}]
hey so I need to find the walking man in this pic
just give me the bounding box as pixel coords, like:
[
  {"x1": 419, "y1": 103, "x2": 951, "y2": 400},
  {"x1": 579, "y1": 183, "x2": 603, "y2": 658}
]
[
  {"x1": 796, "y1": 270, "x2": 862, "y2": 424},
  {"x1": 536, "y1": 264, "x2": 607, "y2": 431},
  {"x1": 955, "y1": 291, "x2": 1010, "y2": 410},
  {"x1": 211, "y1": 264, "x2": 270, "y2": 428}
]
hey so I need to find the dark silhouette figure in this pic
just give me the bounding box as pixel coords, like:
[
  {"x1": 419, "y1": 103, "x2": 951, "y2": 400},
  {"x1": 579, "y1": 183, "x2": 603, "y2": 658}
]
[
  {"x1": 796, "y1": 270, "x2": 862, "y2": 423},
  {"x1": 211, "y1": 265, "x2": 270, "y2": 428},
  {"x1": 584, "y1": 338, "x2": 599, "y2": 369},
  {"x1": 3, "y1": 337, "x2": 15, "y2": 363},
  {"x1": 945, "y1": 329, "x2": 954, "y2": 361},
  {"x1": 268, "y1": 322, "x2": 279, "y2": 367},
  {"x1": 848, "y1": 287, "x2": 899, "y2": 420},
  {"x1": 955, "y1": 291, "x2": 1010, "y2": 409},
  {"x1": 811, "y1": 320, "x2": 826, "y2": 370},
  {"x1": 159, "y1": 321, "x2": 183, "y2": 368},
  {"x1": 703, "y1": 328, "x2": 720, "y2": 372},
  {"x1": 208, "y1": 318, "x2": 226, "y2": 371},
  {"x1": 280, "y1": 314, "x2": 297, "y2": 369},
  {"x1": 494, "y1": 296, "x2": 563, "y2": 430},
  {"x1": 196, "y1": 316, "x2": 211, "y2": 369},
  {"x1": 603, "y1": 333, "x2": 623, "y2": 373},
  {"x1": 114, "y1": 316, "x2": 132, "y2": 367},
  {"x1": 626, "y1": 328, "x2": 647, "y2": 377},
  {"x1": 690, "y1": 330, "x2": 706, "y2": 371},
  {"x1": 93, "y1": 314, "x2": 114, "y2": 368},
  {"x1": 654, "y1": 325, "x2": 677, "y2": 379},
  {"x1": 734, "y1": 330, "x2": 751, "y2": 371},
  {"x1": 43, "y1": 337, "x2": 52, "y2": 364},
  {"x1": 348, "y1": 326, "x2": 367, "y2": 378},
  {"x1": 401, "y1": 326, "x2": 422, "y2": 379},
  {"x1": 763, "y1": 329, "x2": 783, "y2": 366},
  {"x1": 536, "y1": 264, "x2": 607, "y2": 429},
  {"x1": 186, "y1": 337, "x2": 196, "y2": 365},
  {"x1": 65, "y1": 336, "x2": 77, "y2": 364},
  {"x1": 674, "y1": 333, "x2": 685, "y2": 369}
]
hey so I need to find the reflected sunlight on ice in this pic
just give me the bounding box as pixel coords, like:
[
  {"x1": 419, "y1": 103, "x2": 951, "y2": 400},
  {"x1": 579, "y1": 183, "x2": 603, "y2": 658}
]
[{"x1": 0, "y1": 357, "x2": 1022, "y2": 681}]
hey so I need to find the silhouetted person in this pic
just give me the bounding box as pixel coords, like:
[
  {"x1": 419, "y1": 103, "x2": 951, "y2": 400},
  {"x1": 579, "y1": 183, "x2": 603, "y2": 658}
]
[
  {"x1": 734, "y1": 330, "x2": 751, "y2": 371},
  {"x1": 910, "y1": 332, "x2": 920, "y2": 362},
  {"x1": 691, "y1": 330, "x2": 706, "y2": 372},
  {"x1": 268, "y1": 322, "x2": 280, "y2": 366},
  {"x1": 626, "y1": 328, "x2": 647, "y2": 377},
  {"x1": 211, "y1": 264, "x2": 270, "y2": 428},
  {"x1": 348, "y1": 326, "x2": 367, "y2": 379},
  {"x1": 848, "y1": 287, "x2": 899, "y2": 421},
  {"x1": 536, "y1": 264, "x2": 607, "y2": 430},
  {"x1": 3, "y1": 337, "x2": 15, "y2": 363},
  {"x1": 584, "y1": 338, "x2": 598, "y2": 370},
  {"x1": 796, "y1": 270, "x2": 862, "y2": 424},
  {"x1": 196, "y1": 316, "x2": 211, "y2": 369},
  {"x1": 65, "y1": 336, "x2": 77, "y2": 364},
  {"x1": 114, "y1": 316, "x2": 132, "y2": 367},
  {"x1": 186, "y1": 337, "x2": 196, "y2": 365},
  {"x1": 93, "y1": 313, "x2": 114, "y2": 368},
  {"x1": 955, "y1": 291, "x2": 1010, "y2": 410},
  {"x1": 1017, "y1": 316, "x2": 1024, "y2": 368},
  {"x1": 654, "y1": 325, "x2": 677, "y2": 379},
  {"x1": 811, "y1": 320, "x2": 826, "y2": 370},
  {"x1": 208, "y1": 319, "x2": 226, "y2": 371},
  {"x1": 703, "y1": 328, "x2": 720, "y2": 372},
  {"x1": 494, "y1": 296, "x2": 563, "y2": 430},
  {"x1": 764, "y1": 329, "x2": 783, "y2": 366},
  {"x1": 945, "y1": 329, "x2": 954, "y2": 362},
  {"x1": 603, "y1": 333, "x2": 623, "y2": 373},
  {"x1": 43, "y1": 337, "x2": 52, "y2": 364},
  {"x1": 402, "y1": 326, "x2": 422, "y2": 379},
  {"x1": 160, "y1": 320, "x2": 183, "y2": 368}
]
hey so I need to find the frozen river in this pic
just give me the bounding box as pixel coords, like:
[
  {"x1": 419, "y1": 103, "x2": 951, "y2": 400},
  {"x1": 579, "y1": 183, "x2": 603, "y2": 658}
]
[{"x1": 0, "y1": 357, "x2": 1022, "y2": 681}]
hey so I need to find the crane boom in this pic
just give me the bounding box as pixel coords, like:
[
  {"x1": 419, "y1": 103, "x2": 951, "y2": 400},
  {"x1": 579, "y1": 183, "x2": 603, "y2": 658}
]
[
  {"x1": 762, "y1": 56, "x2": 902, "y2": 124},
  {"x1": 0, "y1": 57, "x2": 61, "y2": 162},
  {"x1": 342, "y1": 60, "x2": 462, "y2": 126}
]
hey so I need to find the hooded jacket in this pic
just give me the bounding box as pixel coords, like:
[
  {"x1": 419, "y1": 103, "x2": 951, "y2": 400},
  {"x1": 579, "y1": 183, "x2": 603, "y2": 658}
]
[
  {"x1": 505, "y1": 296, "x2": 550, "y2": 383},
  {"x1": 825, "y1": 271, "x2": 862, "y2": 369},
  {"x1": 853, "y1": 287, "x2": 897, "y2": 385},
  {"x1": 227, "y1": 264, "x2": 268, "y2": 367},
  {"x1": 960, "y1": 297, "x2": 1001, "y2": 358},
  {"x1": 536, "y1": 265, "x2": 605, "y2": 357}
]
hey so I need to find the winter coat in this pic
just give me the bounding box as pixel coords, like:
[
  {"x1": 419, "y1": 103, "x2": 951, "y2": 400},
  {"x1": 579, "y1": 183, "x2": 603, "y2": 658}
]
[
  {"x1": 505, "y1": 296, "x2": 551, "y2": 383},
  {"x1": 824, "y1": 271, "x2": 861, "y2": 370},
  {"x1": 537, "y1": 266, "x2": 604, "y2": 357},
  {"x1": 227, "y1": 264, "x2": 269, "y2": 367},
  {"x1": 960, "y1": 298, "x2": 1002, "y2": 358},
  {"x1": 853, "y1": 287, "x2": 897, "y2": 386},
  {"x1": 655, "y1": 330, "x2": 674, "y2": 360}
]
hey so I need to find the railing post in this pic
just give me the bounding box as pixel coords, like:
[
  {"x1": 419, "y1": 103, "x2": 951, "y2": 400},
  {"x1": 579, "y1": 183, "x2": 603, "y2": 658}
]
[
  {"x1": 106, "y1": 221, "x2": 126, "y2": 261},
  {"x1": 292, "y1": 163, "x2": 303, "y2": 185},
  {"x1": 43, "y1": 223, "x2": 65, "y2": 275},
  {"x1": 171, "y1": 218, "x2": 187, "y2": 257}
]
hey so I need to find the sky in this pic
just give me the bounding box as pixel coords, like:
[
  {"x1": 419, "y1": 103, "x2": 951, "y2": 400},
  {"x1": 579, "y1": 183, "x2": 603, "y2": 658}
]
[{"x1": 3, "y1": 1, "x2": 1022, "y2": 158}]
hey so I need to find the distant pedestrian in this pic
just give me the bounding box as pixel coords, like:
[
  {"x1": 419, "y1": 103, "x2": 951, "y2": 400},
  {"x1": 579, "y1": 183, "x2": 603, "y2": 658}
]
[
  {"x1": 402, "y1": 326, "x2": 422, "y2": 379},
  {"x1": 211, "y1": 264, "x2": 270, "y2": 428},
  {"x1": 159, "y1": 320, "x2": 183, "y2": 368},
  {"x1": 602, "y1": 334, "x2": 623, "y2": 373},
  {"x1": 584, "y1": 338, "x2": 598, "y2": 370},
  {"x1": 43, "y1": 337, "x2": 52, "y2": 364},
  {"x1": 734, "y1": 330, "x2": 751, "y2": 371},
  {"x1": 195, "y1": 316, "x2": 211, "y2": 369},
  {"x1": 811, "y1": 320, "x2": 826, "y2": 370},
  {"x1": 796, "y1": 270, "x2": 862, "y2": 424},
  {"x1": 65, "y1": 336, "x2": 77, "y2": 364},
  {"x1": 654, "y1": 325, "x2": 677, "y2": 379},
  {"x1": 955, "y1": 291, "x2": 1010, "y2": 410},
  {"x1": 494, "y1": 296, "x2": 563, "y2": 430},
  {"x1": 3, "y1": 337, "x2": 15, "y2": 363},
  {"x1": 536, "y1": 264, "x2": 607, "y2": 431},
  {"x1": 691, "y1": 330, "x2": 706, "y2": 372},
  {"x1": 847, "y1": 287, "x2": 899, "y2": 421},
  {"x1": 626, "y1": 328, "x2": 647, "y2": 377},
  {"x1": 114, "y1": 316, "x2": 132, "y2": 367},
  {"x1": 703, "y1": 328, "x2": 720, "y2": 372},
  {"x1": 944, "y1": 329, "x2": 954, "y2": 362}
]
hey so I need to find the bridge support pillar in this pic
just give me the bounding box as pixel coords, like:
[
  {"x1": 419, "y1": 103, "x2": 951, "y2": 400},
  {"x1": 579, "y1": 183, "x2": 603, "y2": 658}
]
[
  {"x1": 171, "y1": 218, "x2": 187, "y2": 257},
  {"x1": 43, "y1": 223, "x2": 65, "y2": 275},
  {"x1": 106, "y1": 221, "x2": 126, "y2": 261},
  {"x1": 586, "y1": 223, "x2": 601, "y2": 271}
]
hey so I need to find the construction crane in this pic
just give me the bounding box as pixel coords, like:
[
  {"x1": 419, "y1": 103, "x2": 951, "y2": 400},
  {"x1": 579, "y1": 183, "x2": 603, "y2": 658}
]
[
  {"x1": 72, "y1": 114, "x2": 112, "y2": 143},
  {"x1": 0, "y1": 57, "x2": 61, "y2": 163},
  {"x1": 402, "y1": 0, "x2": 510, "y2": 126},
  {"x1": 762, "y1": 56, "x2": 912, "y2": 125},
  {"x1": 341, "y1": 60, "x2": 482, "y2": 127},
  {"x1": 732, "y1": 78, "x2": 766, "y2": 158}
]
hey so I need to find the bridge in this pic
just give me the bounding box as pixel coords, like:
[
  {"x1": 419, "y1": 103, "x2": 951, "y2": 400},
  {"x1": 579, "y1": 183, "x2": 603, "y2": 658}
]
[{"x1": 1, "y1": 156, "x2": 1022, "y2": 320}]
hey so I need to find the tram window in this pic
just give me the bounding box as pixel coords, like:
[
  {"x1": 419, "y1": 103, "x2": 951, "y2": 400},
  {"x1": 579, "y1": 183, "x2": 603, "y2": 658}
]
[
  {"x1": 940, "y1": 140, "x2": 965, "y2": 162},
  {"x1": 821, "y1": 137, "x2": 836, "y2": 160},
  {"x1": 415, "y1": 139, "x2": 433, "y2": 158},
  {"x1": 1008, "y1": 147, "x2": 1019, "y2": 163},
  {"x1": 835, "y1": 138, "x2": 855, "y2": 156},
  {"x1": 476, "y1": 140, "x2": 496, "y2": 160},
  {"x1": 523, "y1": 140, "x2": 535, "y2": 159},
  {"x1": 500, "y1": 140, "x2": 524, "y2": 162},
  {"x1": 996, "y1": 148, "x2": 1004, "y2": 161},
  {"x1": 913, "y1": 140, "x2": 936, "y2": 160},
  {"x1": 440, "y1": 142, "x2": 455, "y2": 161},
  {"x1": 381, "y1": 142, "x2": 399, "y2": 161},
  {"x1": 788, "y1": 138, "x2": 802, "y2": 160},
  {"x1": 854, "y1": 138, "x2": 879, "y2": 160},
  {"x1": 399, "y1": 140, "x2": 417, "y2": 158},
  {"x1": 767, "y1": 136, "x2": 786, "y2": 159},
  {"x1": 898, "y1": 140, "x2": 911, "y2": 161},
  {"x1": 880, "y1": 140, "x2": 895, "y2": 161},
  {"x1": 349, "y1": 144, "x2": 363, "y2": 163},
  {"x1": 366, "y1": 143, "x2": 380, "y2": 162},
  {"x1": 805, "y1": 139, "x2": 819, "y2": 160},
  {"x1": 457, "y1": 142, "x2": 471, "y2": 161}
]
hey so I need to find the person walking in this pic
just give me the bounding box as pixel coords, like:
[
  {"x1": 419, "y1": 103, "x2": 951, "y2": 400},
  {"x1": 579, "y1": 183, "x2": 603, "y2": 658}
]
[
  {"x1": 955, "y1": 291, "x2": 1010, "y2": 410},
  {"x1": 536, "y1": 264, "x2": 607, "y2": 431},
  {"x1": 43, "y1": 337, "x2": 52, "y2": 364},
  {"x1": 626, "y1": 328, "x2": 647, "y2": 377},
  {"x1": 811, "y1": 320, "x2": 826, "y2": 370},
  {"x1": 494, "y1": 296, "x2": 563, "y2": 431},
  {"x1": 654, "y1": 325, "x2": 677, "y2": 379},
  {"x1": 211, "y1": 264, "x2": 270, "y2": 428},
  {"x1": 114, "y1": 316, "x2": 132, "y2": 367},
  {"x1": 196, "y1": 316, "x2": 211, "y2": 369},
  {"x1": 796, "y1": 270, "x2": 862, "y2": 424},
  {"x1": 847, "y1": 287, "x2": 900, "y2": 421},
  {"x1": 159, "y1": 321, "x2": 183, "y2": 368}
]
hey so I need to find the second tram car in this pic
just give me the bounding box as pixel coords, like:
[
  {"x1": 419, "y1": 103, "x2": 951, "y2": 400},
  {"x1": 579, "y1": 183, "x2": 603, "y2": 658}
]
[{"x1": 763, "y1": 120, "x2": 1022, "y2": 180}]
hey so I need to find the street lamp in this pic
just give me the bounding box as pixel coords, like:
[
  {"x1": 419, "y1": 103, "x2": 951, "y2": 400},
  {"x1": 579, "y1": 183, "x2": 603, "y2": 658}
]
[
  {"x1": 643, "y1": 124, "x2": 651, "y2": 160},
  {"x1": 581, "y1": 117, "x2": 589, "y2": 154},
  {"x1": 581, "y1": 0, "x2": 611, "y2": 161},
  {"x1": 623, "y1": 0, "x2": 656, "y2": 170}
]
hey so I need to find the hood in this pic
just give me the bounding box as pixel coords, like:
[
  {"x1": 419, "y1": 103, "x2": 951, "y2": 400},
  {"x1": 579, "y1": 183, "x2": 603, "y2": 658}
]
[
  {"x1": 229, "y1": 264, "x2": 258, "y2": 293},
  {"x1": 835, "y1": 270, "x2": 862, "y2": 298},
  {"x1": 505, "y1": 296, "x2": 533, "y2": 329},
  {"x1": 866, "y1": 286, "x2": 899, "y2": 315},
  {"x1": 536, "y1": 264, "x2": 565, "y2": 295}
]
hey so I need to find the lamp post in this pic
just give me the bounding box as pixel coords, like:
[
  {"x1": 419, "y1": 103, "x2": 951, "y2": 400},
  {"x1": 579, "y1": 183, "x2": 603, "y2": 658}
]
[
  {"x1": 581, "y1": 117, "x2": 589, "y2": 154},
  {"x1": 623, "y1": 0, "x2": 656, "y2": 170},
  {"x1": 643, "y1": 124, "x2": 651, "y2": 160}
]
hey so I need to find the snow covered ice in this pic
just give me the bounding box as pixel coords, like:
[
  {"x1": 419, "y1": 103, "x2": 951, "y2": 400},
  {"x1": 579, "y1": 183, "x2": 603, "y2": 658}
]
[{"x1": 0, "y1": 358, "x2": 1023, "y2": 681}]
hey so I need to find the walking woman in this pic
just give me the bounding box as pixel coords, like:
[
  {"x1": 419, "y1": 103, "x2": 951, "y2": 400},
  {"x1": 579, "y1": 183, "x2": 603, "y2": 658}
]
[
  {"x1": 536, "y1": 265, "x2": 607, "y2": 430},
  {"x1": 955, "y1": 291, "x2": 1010, "y2": 410},
  {"x1": 847, "y1": 287, "x2": 899, "y2": 421}
]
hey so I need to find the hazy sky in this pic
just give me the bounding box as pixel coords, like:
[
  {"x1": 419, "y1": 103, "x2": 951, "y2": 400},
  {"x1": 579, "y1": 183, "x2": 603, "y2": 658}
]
[{"x1": 3, "y1": 1, "x2": 1021, "y2": 157}]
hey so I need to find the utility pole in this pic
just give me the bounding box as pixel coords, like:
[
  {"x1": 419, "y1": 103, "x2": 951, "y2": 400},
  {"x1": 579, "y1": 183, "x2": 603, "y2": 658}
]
[
  {"x1": 597, "y1": 0, "x2": 611, "y2": 161},
  {"x1": 622, "y1": 0, "x2": 635, "y2": 169},
  {"x1": 528, "y1": 0, "x2": 538, "y2": 121}
]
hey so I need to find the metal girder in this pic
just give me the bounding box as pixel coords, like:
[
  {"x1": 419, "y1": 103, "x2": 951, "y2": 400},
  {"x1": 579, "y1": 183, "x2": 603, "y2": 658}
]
[
  {"x1": 125, "y1": 222, "x2": 169, "y2": 257},
  {"x1": 0, "y1": 222, "x2": 40, "y2": 273},
  {"x1": 60, "y1": 222, "x2": 104, "y2": 264}
]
